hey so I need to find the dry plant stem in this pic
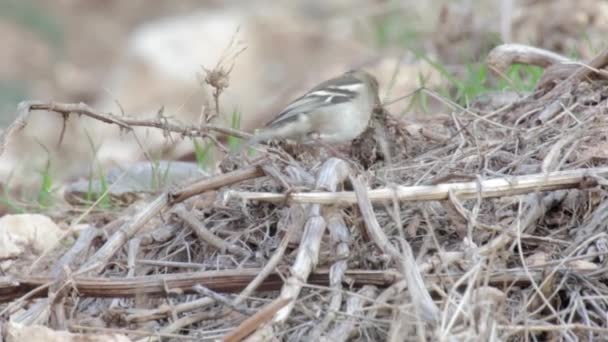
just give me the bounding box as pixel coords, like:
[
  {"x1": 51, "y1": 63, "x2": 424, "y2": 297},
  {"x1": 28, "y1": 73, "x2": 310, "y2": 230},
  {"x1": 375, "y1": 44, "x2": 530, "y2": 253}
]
[
  {"x1": 0, "y1": 266, "x2": 584, "y2": 304},
  {"x1": 535, "y1": 101, "x2": 563, "y2": 124},
  {"x1": 170, "y1": 165, "x2": 265, "y2": 203},
  {"x1": 498, "y1": 323, "x2": 608, "y2": 334},
  {"x1": 388, "y1": 302, "x2": 422, "y2": 342},
  {"x1": 366, "y1": 280, "x2": 407, "y2": 320},
  {"x1": 322, "y1": 286, "x2": 378, "y2": 342},
  {"x1": 228, "y1": 166, "x2": 608, "y2": 205},
  {"x1": 28, "y1": 179, "x2": 131, "y2": 275},
  {"x1": 541, "y1": 133, "x2": 580, "y2": 173},
  {"x1": 308, "y1": 209, "x2": 351, "y2": 340},
  {"x1": 234, "y1": 208, "x2": 300, "y2": 305},
  {"x1": 175, "y1": 205, "x2": 250, "y2": 258},
  {"x1": 271, "y1": 158, "x2": 351, "y2": 324},
  {"x1": 538, "y1": 47, "x2": 608, "y2": 100},
  {"x1": 192, "y1": 284, "x2": 253, "y2": 315},
  {"x1": 49, "y1": 226, "x2": 101, "y2": 278},
  {"x1": 0, "y1": 269, "x2": 394, "y2": 304},
  {"x1": 514, "y1": 200, "x2": 565, "y2": 329},
  {"x1": 486, "y1": 43, "x2": 572, "y2": 76},
  {"x1": 126, "y1": 297, "x2": 215, "y2": 324},
  {"x1": 126, "y1": 238, "x2": 140, "y2": 278},
  {"x1": 438, "y1": 263, "x2": 483, "y2": 337},
  {"x1": 248, "y1": 216, "x2": 326, "y2": 337},
  {"x1": 108, "y1": 238, "x2": 140, "y2": 311},
  {"x1": 70, "y1": 324, "x2": 198, "y2": 340},
  {"x1": 0, "y1": 282, "x2": 51, "y2": 318},
  {"x1": 519, "y1": 190, "x2": 567, "y2": 236},
  {"x1": 79, "y1": 194, "x2": 168, "y2": 274},
  {"x1": 445, "y1": 191, "x2": 472, "y2": 236},
  {"x1": 476, "y1": 193, "x2": 542, "y2": 256},
  {"x1": 223, "y1": 297, "x2": 291, "y2": 342},
  {"x1": 569, "y1": 198, "x2": 608, "y2": 249},
  {"x1": 260, "y1": 164, "x2": 291, "y2": 189},
  {"x1": 135, "y1": 259, "x2": 206, "y2": 269},
  {"x1": 351, "y1": 175, "x2": 439, "y2": 322},
  {"x1": 18, "y1": 213, "x2": 120, "y2": 323},
  {"x1": 0, "y1": 101, "x2": 32, "y2": 157},
  {"x1": 350, "y1": 176, "x2": 400, "y2": 256},
  {"x1": 511, "y1": 47, "x2": 608, "y2": 120},
  {"x1": 7, "y1": 297, "x2": 51, "y2": 325},
  {"x1": 422, "y1": 88, "x2": 515, "y2": 131},
  {"x1": 148, "y1": 310, "x2": 231, "y2": 342},
  {"x1": 24, "y1": 101, "x2": 249, "y2": 140}
]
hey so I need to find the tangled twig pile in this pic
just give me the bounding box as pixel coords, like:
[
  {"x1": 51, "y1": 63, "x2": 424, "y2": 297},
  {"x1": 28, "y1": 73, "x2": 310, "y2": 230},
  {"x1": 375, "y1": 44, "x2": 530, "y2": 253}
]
[{"x1": 2, "y1": 44, "x2": 608, "y2": 341}]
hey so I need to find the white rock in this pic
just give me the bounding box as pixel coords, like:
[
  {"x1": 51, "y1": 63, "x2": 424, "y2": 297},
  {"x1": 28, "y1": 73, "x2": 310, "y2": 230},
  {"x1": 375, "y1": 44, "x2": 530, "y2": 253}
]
[{"x1": 0, "y1": 214, "x2": 64, "y2": 270}]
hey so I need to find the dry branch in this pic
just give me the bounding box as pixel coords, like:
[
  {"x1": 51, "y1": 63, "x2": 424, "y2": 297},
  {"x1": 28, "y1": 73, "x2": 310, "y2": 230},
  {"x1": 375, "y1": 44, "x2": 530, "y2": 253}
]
[
  {"x1": 322, "y1": 286, "x2": 378, "y2": 341},
  {"x1": 272, "y1": 158, "x2": 350, "y2": 323},
  {"x1": 0, "y1": 265, "x2": 599, "y2": 306},
  {"x1": 223, "y1": 297, "x2": 291, "y2": 342},
  {"x1": 170, "y1": 165, "x2": 265, "y2": 203},
  {"x1": 13, "y1": 101, "x2": 249, "y2": 146},
  {"x1": 234, "y1": 206, "x2": 301, "y2": 305},
  {"x1": 537, "y1": 47, "x2": 608, "y2": 100},
  {"x1": 227, "y1": 167, "x2": 607, "y2": 205},
  {"x1": 78, "y1": 194, "x2": 169, "y2": 274},
  {"x1": 307, "y1": 209, "x2": 352, "y2": 340},
  {"x1": 486, "y1": 43, "x2": 572, "y2": 76},
  {"x1": 352, "y1": 176, "x2": 439, "y2": 322},
  {"x1": 0, "y1": 269, "x2": 398, "y2": 304},
  {"x1": 176, "y1": 205, "x2": 250, "y2": 258}
]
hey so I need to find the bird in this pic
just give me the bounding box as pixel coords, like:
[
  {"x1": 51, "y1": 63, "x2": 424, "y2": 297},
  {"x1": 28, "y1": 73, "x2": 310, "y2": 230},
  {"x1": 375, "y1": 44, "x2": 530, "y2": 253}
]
[{"x1": 246, "y1": 69, "x2": 380, "y2": 147}]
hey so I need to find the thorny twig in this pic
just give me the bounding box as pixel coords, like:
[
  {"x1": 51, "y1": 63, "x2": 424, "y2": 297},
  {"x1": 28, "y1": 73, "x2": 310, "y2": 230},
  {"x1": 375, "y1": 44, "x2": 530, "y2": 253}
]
[{"x1": 0, "y1": 101, "x2": 251, "y2": 159}]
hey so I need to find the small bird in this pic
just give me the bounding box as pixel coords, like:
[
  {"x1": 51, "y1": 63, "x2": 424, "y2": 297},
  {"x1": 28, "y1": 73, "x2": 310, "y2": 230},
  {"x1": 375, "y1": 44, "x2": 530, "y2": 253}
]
[{"x1": 247, "y1": 70, "x2": 380, "y2": 146}]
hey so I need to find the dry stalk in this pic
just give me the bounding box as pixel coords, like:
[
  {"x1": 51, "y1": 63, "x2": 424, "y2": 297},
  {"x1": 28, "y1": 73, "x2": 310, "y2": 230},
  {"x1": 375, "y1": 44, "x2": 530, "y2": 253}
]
[
  {"x1": 124, "y1": 297, "x2": 214, "y2": 324},
  {"x1": 486, "y1": 43, "x2": 572, "y2": 76},
  {"x1": 192, "y1": 284, "x2": 253, "y2": 315},
  {"x1": 175, "y1": 205, "x2": 250, "y2": 258},
  {"x1": 307, "y1": 208, "x2": 352, "y2": 340},
  {"x1": 234, "y1": 203, "x2": 303, "y2": 305},
  {"x1": 0, "y1": 102, "x2": 34, "y2": 157},
  {"x1": 1, "y1": 264, "x2": 601, "y2": 305},
  {"x1": 49, "y1": 226, "x2": 102, "y2": 278},
  {"x1": 476, "y1": 190, "x2": 566, "y2": 256},
  {"x1": 78, "y1": 194, "x2": 169, "y2": 274},
  {"x1": 0, "y1": 269, "x2": 396, "y2": 304},
  {"x1": 0, "y1": 101, "x2": 250, "y2": 160},
  {"x1": 151, "y1": 310, "x2": 232, "y2": 341},
  {"x1": 272, "y1": 158, "x2": 351, "y2": 323},
  {"x1": 513, "y1": 47, "x2": 608, "y2": 118},
  {"x1": 321, "y1": 286, "x2": 378, "y2": 342},
  {"x1": 351, "y1": 175, "x2": 440, "y2": 322},
  {"x1": 227, "y1": 166, "x2": 608, "y2": 205},
  {"x1": 170, "y1": 164, "x2": 265, "y2": 203},
  {"x1": 223, "y1": 297, "x2": 291, "y2": 342},
  {"x1": 569, "y1": 198, "x2": 608, "y2": 249}
]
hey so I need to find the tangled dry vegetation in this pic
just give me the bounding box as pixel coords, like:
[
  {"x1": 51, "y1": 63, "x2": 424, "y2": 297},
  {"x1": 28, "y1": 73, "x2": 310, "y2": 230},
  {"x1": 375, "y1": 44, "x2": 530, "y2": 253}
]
[{"x1": 3, "y1": 44, "x2": 608, "y2": 341}]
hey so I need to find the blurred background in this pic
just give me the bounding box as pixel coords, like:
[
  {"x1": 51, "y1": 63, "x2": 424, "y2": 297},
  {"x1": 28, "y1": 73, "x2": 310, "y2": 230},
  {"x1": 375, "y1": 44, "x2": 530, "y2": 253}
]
[{"x1": 1, "y1": 0, "x2": 607, "y2": 196}]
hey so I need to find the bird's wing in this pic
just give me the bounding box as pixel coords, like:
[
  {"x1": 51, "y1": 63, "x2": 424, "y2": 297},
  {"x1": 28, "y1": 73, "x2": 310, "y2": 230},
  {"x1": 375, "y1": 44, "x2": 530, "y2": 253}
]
[{"x1": 265, "y1": 73, "x2": 364, "y2": 128}]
